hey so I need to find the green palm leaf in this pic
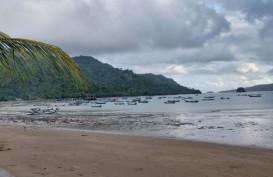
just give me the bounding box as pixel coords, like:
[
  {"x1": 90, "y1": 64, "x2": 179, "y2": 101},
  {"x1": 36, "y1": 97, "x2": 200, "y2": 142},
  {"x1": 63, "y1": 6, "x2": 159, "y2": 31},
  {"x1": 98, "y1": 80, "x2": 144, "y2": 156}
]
[{"x1": 0, "y1": 32, "x2": 87, "y2": 90}]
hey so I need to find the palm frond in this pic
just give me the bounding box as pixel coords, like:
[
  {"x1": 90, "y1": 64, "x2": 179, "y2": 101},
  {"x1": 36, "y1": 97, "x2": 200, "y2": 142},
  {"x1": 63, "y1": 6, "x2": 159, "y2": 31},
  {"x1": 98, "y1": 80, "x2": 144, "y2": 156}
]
[
  {"x1": 0, "y1": 32, "x2": 10, "y2": 38},
  {"x1": 0, "y1": 32, "x2": 87, "y2": 90}
]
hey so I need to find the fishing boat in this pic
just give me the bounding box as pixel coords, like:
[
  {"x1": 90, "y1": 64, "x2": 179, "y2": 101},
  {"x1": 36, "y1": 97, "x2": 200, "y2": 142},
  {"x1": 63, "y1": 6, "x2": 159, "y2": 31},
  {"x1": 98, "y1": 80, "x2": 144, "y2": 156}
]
[
  {"x1": 139, "y1": 100, "x2": 149, "y2": 103},
  {"x1": 158, "y1": 96, "x2": 167, "y2": 99},
  {"x1": 173, "y1": 99, "x2": 180, "y2": 102},
  {"x1": 95, "y1": 101, "x2": 106, "y2": 104},
  {"x1": 26, "y1": 107, "x2": 58, "y2": 115},
  {"x1": 248, "y1": 94, "x2": 262, "y2": 97},
  {"x1": 204, "y1": 96, "x2": 215, "y2": 98},
  {"x1": 132, "y1": 98, "x2": 141, "y2": 102},
  {"x1": 92, "y1": 105, "x2": 102, "y2": 108},
  {"x1": 220, "y1": 97, "x2": 230, "y2": 100},
  {"x1": 164, "y1": 100, "x2": 176, "y2": 104},
  {"x1": 43, "y1": 109, "x2": 57, "y2": 114},
  {"x1": 185, "y1": 98, "x2": 199, "y2": 103},
  {"x1": 115, "y1": 102, "x2": 125, "y2": 105},
  {"x1": 127, "y1": 102, "x2": 137, "y2": 105},
  {"x1": 202, "y1": 98, "x2": 215, "y2": 101}
]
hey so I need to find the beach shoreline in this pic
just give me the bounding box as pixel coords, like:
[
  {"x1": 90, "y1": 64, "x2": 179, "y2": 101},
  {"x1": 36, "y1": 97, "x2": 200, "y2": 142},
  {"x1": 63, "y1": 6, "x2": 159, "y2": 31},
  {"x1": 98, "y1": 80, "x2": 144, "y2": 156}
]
[
  {"x1": 0, "y1": 124, "x2": 272, "y2": 177},
  {"x1": 1, "y1": 97, "x2": 273, "y2": 149}
]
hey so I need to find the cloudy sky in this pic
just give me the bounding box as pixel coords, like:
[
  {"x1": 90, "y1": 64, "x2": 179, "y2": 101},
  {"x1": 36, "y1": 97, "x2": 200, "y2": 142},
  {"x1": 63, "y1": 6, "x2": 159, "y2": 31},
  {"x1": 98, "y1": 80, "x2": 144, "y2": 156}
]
[{"x1": 1, "y1": 0, "x2": 273, "y2": 92}]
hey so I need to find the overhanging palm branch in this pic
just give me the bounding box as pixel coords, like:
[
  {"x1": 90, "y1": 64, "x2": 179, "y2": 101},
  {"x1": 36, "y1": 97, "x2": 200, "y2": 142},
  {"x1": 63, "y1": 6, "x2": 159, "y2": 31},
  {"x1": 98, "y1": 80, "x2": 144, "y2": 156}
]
[{"x1": 0, "y1": 32, "x2": 86, "y2": 90}]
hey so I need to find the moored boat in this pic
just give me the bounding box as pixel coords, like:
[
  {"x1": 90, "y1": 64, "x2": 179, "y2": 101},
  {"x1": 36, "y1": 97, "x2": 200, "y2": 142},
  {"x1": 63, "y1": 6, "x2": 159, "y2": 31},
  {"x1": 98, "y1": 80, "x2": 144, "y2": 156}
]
[
  {"x1": 185, "y1": 98, "x2": 199, "y2": 103},
  {"x1": 26, "y1": 107, "x2": 59, "y2": 115},
  {"x1": 92, "y1": 105, "x2": 102, "y2": 108},
  {"x1": 127, "y1": 102, "x2": 137, "y2": 105},
  {"x1": 115, "y1": 102, "x2": 125, "y2": 105},
  {"x1": 202, "y1": 98, "x2": 215, "y2": 101},
  {"x1": 164, "y1": 100, "x2": 176, "y2": 104},
  {"x1": 139, "y1": 100, "x2": 149, "y2": 103},
  {"x1": 95, "y1": 101, "x2": 106, "y2": 104},
  {"x1": 248, "y1": 94, "x2": 262, "y2": 97}
]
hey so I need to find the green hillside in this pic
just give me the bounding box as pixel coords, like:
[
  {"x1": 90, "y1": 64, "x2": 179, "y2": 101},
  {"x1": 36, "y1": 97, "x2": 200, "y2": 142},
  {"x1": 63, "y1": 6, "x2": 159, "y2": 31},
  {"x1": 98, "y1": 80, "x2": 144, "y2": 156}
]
[
  {"x1": 0, "y1": 55, "x2": 201, "y2": 100},
  {"x1": 222, "y1": 83, "x2": 273, "y2": 93},
  {"x1": 73, "y1": 56, "x2": 201, "y2": 96}
]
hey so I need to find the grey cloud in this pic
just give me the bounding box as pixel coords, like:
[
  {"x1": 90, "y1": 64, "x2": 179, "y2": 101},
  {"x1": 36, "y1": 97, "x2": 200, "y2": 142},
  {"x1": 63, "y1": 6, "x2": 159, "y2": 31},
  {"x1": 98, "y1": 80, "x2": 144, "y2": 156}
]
[
  {"x1": 260, "y1": 18, "x2": 273, "y2": 38},
  {"x1": 184, "y1": 62, "x2": 240, "y2": 75},
  {"x1": 215, "y1": 0, "x2": 273, "y2": 21},
  {"x1": 98, "y1": 42, "x2": 236, "y2": 68},
  {"x1": 214, "y1": 0, "x2": 273, "y2": 39},
  {"x1": 0, "y1": 0, "x2": 230, "y2": 55},
  {"x1": 148, "y1": 1, "x2": 230, "y2": 49},
  {"x1": 267, "y1": 69, "x2": 273, "y2": 75},
  {"x1": 1, "y1": 0, "x2": 272, "y2": 92}
]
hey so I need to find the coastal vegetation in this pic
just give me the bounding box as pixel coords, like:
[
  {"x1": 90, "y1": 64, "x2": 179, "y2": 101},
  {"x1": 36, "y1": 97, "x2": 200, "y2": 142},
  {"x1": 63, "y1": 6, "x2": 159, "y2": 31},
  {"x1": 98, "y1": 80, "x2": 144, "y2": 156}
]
[
  {"x1": 0, "y1": 32, "x2": 200, "y2": 100},
  {"x1": 236, "y1": 87, "x2": 246, "y2": 93},
  {"x1": 241, "y1": 83, "x2": 273, "y2": 92},
  {"x1": 0, "y1": 32, "x2": 86, "y2": 89},
  {"x1": 0, "y1": 55, "x2": 201, "y2": 100},
  {"x1": 73, "y1": 56, "x2": 201, "y2": 97},
  {"x1": 223, "y1": 84, "x2": 273, "y2": 93}
]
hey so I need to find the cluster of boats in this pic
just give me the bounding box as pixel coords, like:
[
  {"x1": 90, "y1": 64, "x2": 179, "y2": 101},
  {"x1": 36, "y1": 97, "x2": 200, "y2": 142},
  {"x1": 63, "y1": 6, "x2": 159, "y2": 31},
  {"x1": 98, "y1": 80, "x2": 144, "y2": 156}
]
[
  {"x1": 164, "y1": 97, "x2": 199, "y2": 104},
  {"x1": 26, "y1": 106, "x2": 59, "y2": 115},
  {"x1": 91, "y1": 97, "x2": 151, "y2": 107},
  {"x1": 163, "y1": 95, "x2": 232, "y2": 104},
  {"x1": 237, "y1": 93, "x2": 262, "y2": 97},
  {"x1": 25, "y1": 93, "x2": 263, "y2": 114}
]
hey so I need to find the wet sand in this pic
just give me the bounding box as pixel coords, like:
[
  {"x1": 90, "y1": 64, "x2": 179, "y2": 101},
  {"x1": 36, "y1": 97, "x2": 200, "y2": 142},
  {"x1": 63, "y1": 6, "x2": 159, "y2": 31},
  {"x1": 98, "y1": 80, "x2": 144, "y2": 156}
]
[{"x1": 0, "y1": 125, "x2": 273, "y2": 177}]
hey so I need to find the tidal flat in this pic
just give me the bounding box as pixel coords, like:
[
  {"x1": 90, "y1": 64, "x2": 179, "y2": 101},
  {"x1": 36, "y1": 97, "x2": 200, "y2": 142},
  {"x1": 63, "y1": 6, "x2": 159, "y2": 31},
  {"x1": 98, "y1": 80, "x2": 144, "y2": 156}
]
[{"x1": 0, "y1": 92, "x2": 272, "y2": 149}]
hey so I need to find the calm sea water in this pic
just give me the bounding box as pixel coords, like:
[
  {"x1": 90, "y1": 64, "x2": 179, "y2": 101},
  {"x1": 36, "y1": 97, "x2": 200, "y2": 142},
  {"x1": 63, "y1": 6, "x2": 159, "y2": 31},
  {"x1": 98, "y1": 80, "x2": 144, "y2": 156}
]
[{"x1": 1, "y1": 91, "x2": 273, "y2": 149}]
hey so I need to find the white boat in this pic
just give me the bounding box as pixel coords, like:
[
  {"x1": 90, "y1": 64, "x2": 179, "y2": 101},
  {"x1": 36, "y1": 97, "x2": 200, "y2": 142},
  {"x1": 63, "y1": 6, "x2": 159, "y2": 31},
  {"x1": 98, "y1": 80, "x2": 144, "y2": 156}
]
[
  {"x1": 115, "y1": 102, "x2": 125, "y2": 105},
  {"x1": 127, "y1": 102, "x2": 137, "y2": 105},
  {"x1": 164, "y1": 100, "x2": 175, "y2": 104},
  {"x1": 26, "y1": 106, "x2": 59, "y2": 115},
  {"x1": 248, "y1": 94, "x2": 262, "y2": 97},
  {"x1": 185, "y1": 98, "x2": 199, "y2": 103},
  {"x1": 139, "y1": 100, "x2": 149, "y2": 103},
  {"x1": 43, "y1": 109, "x2": 57, "y2": 114}
]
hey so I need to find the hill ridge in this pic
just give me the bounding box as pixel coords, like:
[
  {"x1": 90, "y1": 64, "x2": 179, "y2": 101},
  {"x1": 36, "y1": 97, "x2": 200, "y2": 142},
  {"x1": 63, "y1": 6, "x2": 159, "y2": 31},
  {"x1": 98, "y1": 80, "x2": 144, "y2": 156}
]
[
  {"x1": 221, "y1": 83, "x2": 273, "y2": 92},
  {"x1": 0, "y1": 55, "x2": 201, "y2": 100},
  {"x1": 73, "y1": 55, "x2": 201, "y2": 96}
]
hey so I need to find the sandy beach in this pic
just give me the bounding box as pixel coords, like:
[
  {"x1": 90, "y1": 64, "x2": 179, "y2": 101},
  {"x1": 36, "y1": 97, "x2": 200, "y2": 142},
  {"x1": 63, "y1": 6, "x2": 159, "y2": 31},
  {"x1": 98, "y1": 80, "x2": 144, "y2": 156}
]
[{"x1": 0, "y1": 125, "x2": 272, "y2": 177}]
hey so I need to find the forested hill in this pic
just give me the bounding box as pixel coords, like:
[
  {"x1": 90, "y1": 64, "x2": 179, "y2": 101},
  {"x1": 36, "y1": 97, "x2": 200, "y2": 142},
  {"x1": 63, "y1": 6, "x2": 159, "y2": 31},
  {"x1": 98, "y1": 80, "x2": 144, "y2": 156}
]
[
  {"x1": 244, "y1": 83, "x2": 273, "y2": 92},
  {"x1": 73, "y1": 56, "x2": 201, "y2": 96},
  {"x1": 0, "y1": 55, "x2": 201, "y2": 100},
  {"x1": 221, "y1": 83, "x2": 273, "y2": 92}
]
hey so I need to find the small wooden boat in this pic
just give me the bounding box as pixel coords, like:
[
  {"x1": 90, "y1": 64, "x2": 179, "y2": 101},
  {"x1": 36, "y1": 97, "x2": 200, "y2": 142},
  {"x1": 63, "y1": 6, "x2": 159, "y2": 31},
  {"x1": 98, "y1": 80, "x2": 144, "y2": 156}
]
[
  {"x1": 95, "y1": 101, "x2": 106, "y2": 104},
  {"x1": 164, "y1": 100, "x2": 175, "y2": 104},
  {"x1": 92, "y1": 105, "x2": 102, "y2": 108},
  {"x1": 139, "y1": 100, "x2": 149, "y2": 103},
  {"x1": 248, "y1": 94, "x2": 262, "y2": 97},
  {"x1": 202, "y1": 98, "x2": 215, "y2": 101},
  {"x1": 26, "y1": 107, "x2": 58, "y2": 115},
  {"x1": 115, "y1": 102, "x2": 125, "y2": 105},
  {"x1": 127, "y1": 102, "x2": 137, "y2": 105},
  {"x1": 185, "y1": 99, "x2": 199, "y2": 103}
]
